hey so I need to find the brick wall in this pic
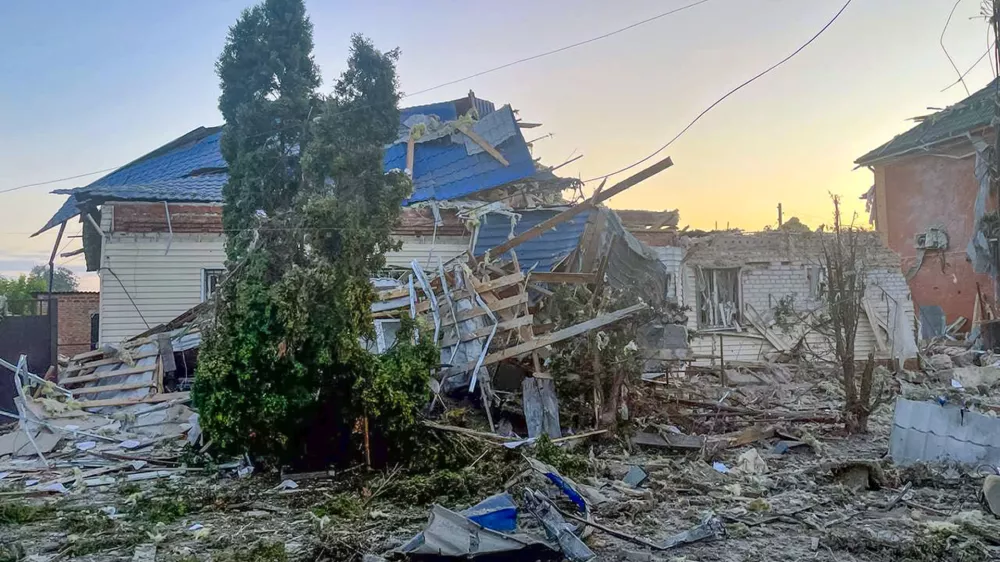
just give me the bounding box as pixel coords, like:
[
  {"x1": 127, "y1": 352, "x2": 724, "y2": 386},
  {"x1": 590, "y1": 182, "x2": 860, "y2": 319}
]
[
  {"x1": 112, "y1": 202, "x2": 223, "y2": 234},
  {"x1": 51, "y1": 292, "x2": 99, "y2": 358}
]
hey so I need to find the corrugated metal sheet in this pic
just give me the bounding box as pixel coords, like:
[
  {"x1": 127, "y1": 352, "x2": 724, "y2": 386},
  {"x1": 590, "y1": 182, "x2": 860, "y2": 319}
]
[
  {"x1": 890, "y1": 398, "x2": 1000, "y2": 466},
  {"x1": 473, "y1": 208, "x2": 592, "y2": 273},
  {"x1": 387, "y1": 105, "x2": 537, "y2": 203}
]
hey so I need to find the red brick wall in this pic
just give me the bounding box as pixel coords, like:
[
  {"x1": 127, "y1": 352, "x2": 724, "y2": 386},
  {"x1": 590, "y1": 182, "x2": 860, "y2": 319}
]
[
  {"x1": 52, "y1": 293, "x2": 99, "y2": 358},
  {"x1": 879, "y1": 155, "x2": 993, "y2": 324},
  {"x1": 112, "y1": 203, "x2": 223, "y2": 233}
]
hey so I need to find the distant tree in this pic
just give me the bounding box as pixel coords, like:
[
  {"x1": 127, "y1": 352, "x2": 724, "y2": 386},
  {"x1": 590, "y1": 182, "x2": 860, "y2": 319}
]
[
  {"x1": 778, "y1": 216, "x2": 812, "y2": 233},
  {"x1": 0, "y1": 274, "x2": 47, "y2": 315},
  {"x1": 29, "y1": 265, "x2": 79, "y2": 292}
]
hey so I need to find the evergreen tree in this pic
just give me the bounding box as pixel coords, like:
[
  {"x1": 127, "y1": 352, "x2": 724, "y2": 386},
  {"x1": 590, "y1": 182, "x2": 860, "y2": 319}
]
[{"x1": 195, "y1": 1, "x2": 434, "y2": 467}]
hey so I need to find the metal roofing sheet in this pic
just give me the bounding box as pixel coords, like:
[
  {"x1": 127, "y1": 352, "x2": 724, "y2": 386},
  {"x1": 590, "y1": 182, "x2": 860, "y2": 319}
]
[
  {"x1": 91, "y1": 130, "x2": 225, "y2": 187},
  {"x1": 889, "y1": 398, "x2": 1000, "y2": 466},
  {"x1": 387, "y1": 105, "x2": 536, "y2": 203},
  {"x1": 856, "y1": 78, "x2": 1000, "y2": 165},
  {"x1": 473, "y1": 208, "x2": 592, "y2": 273}
]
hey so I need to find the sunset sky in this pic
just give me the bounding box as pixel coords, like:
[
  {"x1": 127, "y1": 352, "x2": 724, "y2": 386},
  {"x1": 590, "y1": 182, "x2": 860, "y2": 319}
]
[{"x1": 0, "y1": 0, "x2": 995, "y2": 290}]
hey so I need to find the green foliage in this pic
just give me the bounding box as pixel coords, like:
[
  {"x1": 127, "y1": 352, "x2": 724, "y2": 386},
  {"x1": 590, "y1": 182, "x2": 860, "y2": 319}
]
[
  {"x1": 546, "y1": 285, "x2": 649, "y2": 428},
  {"x1": 129, "y1": 494, "x2": 192, "y2": 524},
  {"x1": 29, "y1": 264, "x2": 79, "y2": 292},
  {"x1": 310, "y1": 492, "x2": 363, "y2": 520},
  {"x1": 0, "y1": 501, "x2": 52, "y2": 524},
  {"x1": 197, "y1": 2, "x2": 431, "y2": 467},
  {"x1": 531, "y1": 434, "x2": 590, "y2": 478},
  {"x1": 772, "y1": 294, "x2": 797, "y2": 332},
  {"x1": 0, "y1": 274, "x2": 46, "y2": 314}
]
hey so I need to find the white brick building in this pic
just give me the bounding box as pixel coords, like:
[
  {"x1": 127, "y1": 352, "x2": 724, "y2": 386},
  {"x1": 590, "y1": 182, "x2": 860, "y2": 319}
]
[{"x1": 654, "y1": 231, "x2": 917, "y2": 365}]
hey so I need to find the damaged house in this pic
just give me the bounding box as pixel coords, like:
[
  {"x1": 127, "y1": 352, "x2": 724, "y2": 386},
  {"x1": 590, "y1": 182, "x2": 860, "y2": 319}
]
[
  {"x1": 856, "y1": 77, "x2": 1000, "y2": 338},
  {"x1": 27, "y1": 94, "x2": 678, "y2": 422},
  {"x1": 627, "y1": 225, "x2": 918, "y2": 366}
]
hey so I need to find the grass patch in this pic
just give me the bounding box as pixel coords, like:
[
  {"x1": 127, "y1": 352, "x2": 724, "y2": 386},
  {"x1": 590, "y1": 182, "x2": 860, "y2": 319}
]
[
  {"x1": 129, "y1": 495, "x2": 193, "y2": 524},
  {"x1": 62, "y1": 510, "x2": 116, "y2": 534},
  {"x1": 311, "y1": 492, "x2": 363, "y2": 520},
  {"x1": 0, "y1": 501, "x2": 53, "y2": 524}
]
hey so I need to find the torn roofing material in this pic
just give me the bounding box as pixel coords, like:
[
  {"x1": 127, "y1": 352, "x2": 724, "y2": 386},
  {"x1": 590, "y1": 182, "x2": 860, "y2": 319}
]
[
  {"x1": 890, "y1": 398, "x2": 1000, "y2": 466},
  {"x1": 856, "y1": 77, "x2": 1000, "y2": 166},
  {"x1": 36, "y1": 100, "x2": 540, "y2": 235},
  {"x1": 474, "y1": 207, "x2": 593, "y2": 273},
  {"x1": 385, "y1": 105, "x2": 537, "y2": 203}
]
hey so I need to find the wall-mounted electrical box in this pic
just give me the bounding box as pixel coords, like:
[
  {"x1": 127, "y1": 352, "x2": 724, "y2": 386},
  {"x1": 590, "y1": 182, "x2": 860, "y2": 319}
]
[{"x1": 915, "y1": 227, "x2": 949, "y2": 251}]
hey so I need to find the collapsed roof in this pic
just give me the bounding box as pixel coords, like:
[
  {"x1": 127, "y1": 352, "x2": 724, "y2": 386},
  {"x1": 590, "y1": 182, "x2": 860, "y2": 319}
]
[{"x1": 35, "y1": 95, "x2": 563, "y2": 237}]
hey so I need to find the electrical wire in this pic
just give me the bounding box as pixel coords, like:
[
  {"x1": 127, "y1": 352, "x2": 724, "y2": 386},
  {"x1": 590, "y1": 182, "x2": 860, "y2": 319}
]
[
  {"x1": 404, "y1": 0, "x2": 711, "y2": 98},
  {"x1": 581, "y1": 0, "x2": 855, "y2": 184},
  {"x1": 0, "y1": 1, "x2": 712, "y2": 196},
  {"x1": 942, "y1": 41, "x2": 995, "y2": 92},
  {"x1": 0, "y1": 167, "x2": 119, "y2": 195},
  {"x1": 941, "y1": 0, "x2": 971, "y2": 97}
]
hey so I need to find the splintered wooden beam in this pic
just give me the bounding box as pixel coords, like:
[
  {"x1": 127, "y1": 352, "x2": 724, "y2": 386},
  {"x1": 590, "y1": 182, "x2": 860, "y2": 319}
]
[
  {"x1": 457, "y1": 125, "x2": 509, "y2": 166},
  {"x1": 78, "y1": 391, "x2": 190, "y2": 409},
  {"x1": 530, "y1": 272, "x2": 597, "y2": 284},
  {"x1": 70, "y1": 382, "x2": 156, "y2": 396},
  {"x1": 480, "y1": 157, "x2": 673, "y2": 259},
  {"x1": 61, "y1": 364, "x2": 157, "y2": 385},
  {"x1": 440, "y1": 303, "x2": 647, "y2": 377}
]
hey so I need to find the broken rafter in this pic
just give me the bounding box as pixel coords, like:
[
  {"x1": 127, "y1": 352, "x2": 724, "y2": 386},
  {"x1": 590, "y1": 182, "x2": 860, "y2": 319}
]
[
  {"x1": 440, "y1": 303, "x2": 648, "y2": 377},
  {"x1": 481, "y1": 157, "x2": 673, "y2": 259},
  {"x1": 456, "y1": 124, "x2": 509, "y2": 166}
]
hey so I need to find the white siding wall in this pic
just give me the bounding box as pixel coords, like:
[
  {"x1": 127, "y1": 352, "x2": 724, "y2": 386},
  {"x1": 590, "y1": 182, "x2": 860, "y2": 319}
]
[
  {"x1": 383, "y1": 236, "x2": 469, "y2": 270},
  {"x1": 654, "y1": 246, "x2": 684, "y2": 303},
  {"x1": 98, "y1": 206, "x2": 470, "y2": 343},
  {"x1": 681, "y1": 259, "x2": 915, "y2": 364}
]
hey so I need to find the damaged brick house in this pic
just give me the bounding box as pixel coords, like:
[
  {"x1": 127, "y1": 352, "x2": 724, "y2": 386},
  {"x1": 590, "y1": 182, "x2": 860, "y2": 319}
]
[
  {"x1": 616, "y1": 212, "x2": 919, "y2": 365},
  {"x1": 856, "y1": 78, "x2": 1000, "y2": 337},
  {"x1": 34, "y1": 95, "x2": 668, "y2": 345}
]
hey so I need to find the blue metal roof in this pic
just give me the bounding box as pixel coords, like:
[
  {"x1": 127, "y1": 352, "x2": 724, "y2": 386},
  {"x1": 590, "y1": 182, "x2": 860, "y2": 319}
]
[
  {"x1": 387, "y1": 105, "x2": 536, "y2": 203},
  {"x1": 37, "y1": 97, "x2": 538, "y2": 235},
  {"x1": 473, "y1": 208, "x2": 592, "y2": 273}
]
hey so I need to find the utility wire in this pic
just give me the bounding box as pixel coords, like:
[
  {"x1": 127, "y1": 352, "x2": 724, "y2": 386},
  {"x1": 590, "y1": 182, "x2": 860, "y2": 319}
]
[
  {"x1": 581, "y1": 0, "x2": 855, "y2": 184},
  {"x1": 0, "y1": 1, "x2": 711, "y2": 196},
  {"x1": 941, "y1": 0, "x2": 971, "y2": 97},
  {"x1": 942, "y1": 41, "x2": 995, "y2": 91},
  {"x1": 405, "y1": 0, "x2": 711, "y2": 98},
  {"x1": 0, "y1": 167, "x2": 118, "y2": 195}
]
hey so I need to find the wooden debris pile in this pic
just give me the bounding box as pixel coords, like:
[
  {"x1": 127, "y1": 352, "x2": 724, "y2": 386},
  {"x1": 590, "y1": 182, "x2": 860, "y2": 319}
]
[{"x1": 57, "y1": 327, "x2": 200, "y2": 410}]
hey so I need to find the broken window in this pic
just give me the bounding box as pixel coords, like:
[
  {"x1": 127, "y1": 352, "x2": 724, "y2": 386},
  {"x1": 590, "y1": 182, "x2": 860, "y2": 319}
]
[
  {"x1": 665, "y1": 272, "x2": 677, "y2": 303},
  {"x1": 202, "y1": 269, "x2": 224, "y2": 302},
  {"x1": 696, "y1": 268, "x2": 740, "y2": 328},
  {"x1": 808, "y1": 266, "x2": 828, "y2": 299}
]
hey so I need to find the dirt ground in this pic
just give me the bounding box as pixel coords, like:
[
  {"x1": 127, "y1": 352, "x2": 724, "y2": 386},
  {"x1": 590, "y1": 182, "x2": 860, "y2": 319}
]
[{"x1": 2, "y1": 366, "x2": 999, "y2": 562}]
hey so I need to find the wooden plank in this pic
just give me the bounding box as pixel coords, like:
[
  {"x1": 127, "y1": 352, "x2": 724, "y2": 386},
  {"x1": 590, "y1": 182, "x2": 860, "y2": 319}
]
[
  {"x1": 457, "y1": 125, "x2": 509, "y2": 166},
  {"x1": 406, "y1": 135, "x2": 415, "y2": 177},
  {"x1": 441, "y1": 303, "x2": 647, "y2": 377},
  {"x1": 62, "y1": 364, "x2": 157, "y2": 386},
  {"x1": 479, "y1": 157, "x2": 673, "y2": 259},
  {"x1": 862, "y1": 298, "x2": 888, "y2": 353},
  {"x1": 440, "y1": 315, "x2": 534, "y2": 348},
  {"x1": 469, "y1": 272, "x2": 525, "y2": 293},
  {"x1": 440, "y1": 293, "x2": 529, "y2": 329},
  {"x1": 66, "y1": 350, "x2": 160, "y2": 373},
  {"x1": 78, "y1": 392, "x2": 190, "y2": 409},
  {"x1": 531, "y1": 272, "x2": 597, "y2": 285},
  {"x1": 71, "y1": 382, "x2": 157, "y2": 396}
]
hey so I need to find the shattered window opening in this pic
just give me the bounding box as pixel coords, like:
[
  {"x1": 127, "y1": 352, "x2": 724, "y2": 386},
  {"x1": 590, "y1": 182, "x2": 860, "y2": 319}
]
[
  {"x1": 202, "y1": 269, "x2": 224, "y2": 302},
  {"x1": 697, "y1": 267, "x2": 740, "y2": 328},
  {"x1": 808, "y1": 266, "x2": 828, "y2": 299}
]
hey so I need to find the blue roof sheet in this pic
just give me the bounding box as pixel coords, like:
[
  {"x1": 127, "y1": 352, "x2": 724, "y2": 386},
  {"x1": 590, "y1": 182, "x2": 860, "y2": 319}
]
[
  {"x1": 473, "y1": 208, "x2": 592, "y2": 273},
  {"x1": 387, "y1": 105, "x2": 536, "y2": 203},
  {"x1": 37, "y1": 98, "x2": 538, "y2": 234},
  {"x1": 90, "y1": 129, "x2": 224, "y2": 187}
]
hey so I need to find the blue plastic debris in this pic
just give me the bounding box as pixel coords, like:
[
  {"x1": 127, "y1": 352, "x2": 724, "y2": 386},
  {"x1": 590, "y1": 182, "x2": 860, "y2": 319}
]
[
  {"x1": 712, "y1": 462, "x2": 730, "y2": 474},
  {"x1": 461, "y1": 493, "x2": 518, "y2": 532}
]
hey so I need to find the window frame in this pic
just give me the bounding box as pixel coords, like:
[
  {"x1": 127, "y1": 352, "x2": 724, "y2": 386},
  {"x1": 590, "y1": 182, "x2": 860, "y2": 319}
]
[
  {"x1": 696, "y1": 267, "x2": 742, "y2": 329},
  {"x1": 201, "y1": 268, "x2": 225, "y2": 302}
]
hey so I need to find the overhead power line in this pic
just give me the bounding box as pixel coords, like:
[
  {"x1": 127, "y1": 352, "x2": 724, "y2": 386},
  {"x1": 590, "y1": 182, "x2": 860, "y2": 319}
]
[
  {"x1": 0, "y1": 167, "x2": 118, "y2": 195},
  {"x1": 0, "y1": 1, "x2": 712, "y2": 197},
  {"x1": 582, "y1": 0, "x2": 855, "y2": 184},
  {"x1": 405, "y1": 0, "x2": 711, "y2": 98}
]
